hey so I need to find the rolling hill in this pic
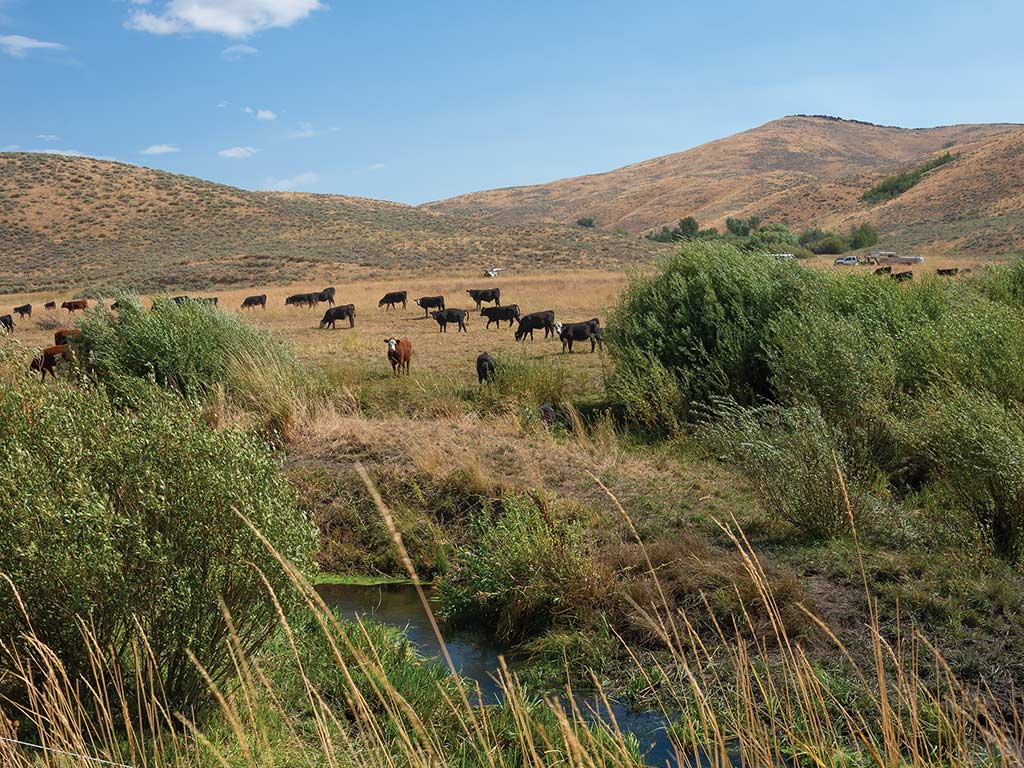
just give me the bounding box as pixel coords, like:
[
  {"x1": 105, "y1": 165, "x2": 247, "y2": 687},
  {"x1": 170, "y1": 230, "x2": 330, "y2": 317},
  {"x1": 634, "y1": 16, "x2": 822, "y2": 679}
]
[
  {"x1": 0, "y1": 153, "x2": 664, "y2": 293},
  {"x1": 424, "y1": 116, "x2": 1024, "y2": 256}
]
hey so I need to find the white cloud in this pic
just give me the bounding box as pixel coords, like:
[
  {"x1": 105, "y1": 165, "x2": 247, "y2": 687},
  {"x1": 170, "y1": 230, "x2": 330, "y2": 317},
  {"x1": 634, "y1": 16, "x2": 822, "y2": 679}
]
[
  {"x1": 289, "y1": 123, "x2": 316, "y2": 139},
  {"x1": 367, "y1": 162, "x2": 385, "y2": 171},
  {"x1": 256, "y1": 109, "x2": 276, "y2": 121},
  {"x1": 0, "y1": 34, "x2": 66, "y2": 57},
  {"x1": 36, "y1": 133, "x2": 59, "y2": 141},
  {"x1": 218, "y1": 145, "x2": 259, "y2": 158},
  {"x1": 217, "y1": 100, "x2": 229, "y2": 108},
  {"x1": 261, "y1": 170, "x2": 319, "y2": 191},
  {"x1": 140, "y1": 143, "x2": 180, "y2": 155},
  {"x1": 243, "y1": 106, "x2": 252, "y2": 113},
  {"x1": 125, "y1": 0, "x2": 322, "y2": 38},
  {"x1": 222, "y1": 43, "x2": 258, "y2": 60}
]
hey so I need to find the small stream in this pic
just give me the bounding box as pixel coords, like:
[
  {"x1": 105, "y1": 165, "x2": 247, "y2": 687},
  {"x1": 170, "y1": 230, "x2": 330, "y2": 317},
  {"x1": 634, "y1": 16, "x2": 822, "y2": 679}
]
[{"x1": 316, "y1": 582, "x2": 685, "y2": 766}]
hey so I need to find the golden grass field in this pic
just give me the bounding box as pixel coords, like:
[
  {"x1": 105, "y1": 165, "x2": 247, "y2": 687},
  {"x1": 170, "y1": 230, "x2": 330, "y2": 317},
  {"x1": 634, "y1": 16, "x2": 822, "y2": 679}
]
[{"x1": 2, "y1": 269, "x2": 631, "y2": 388}]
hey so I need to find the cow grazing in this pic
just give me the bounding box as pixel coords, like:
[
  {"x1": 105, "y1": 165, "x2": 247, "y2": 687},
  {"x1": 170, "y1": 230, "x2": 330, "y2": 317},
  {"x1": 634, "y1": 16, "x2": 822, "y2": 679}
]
[
  {"x1": 874, "y1": 266, "x2": 893, "y2": 276},
  {"x1": 319, "y1": 287, "x2": 336, "y2": 306},
  {"x1": 515, "y1": 310, "x2": 556, "y2": 341},
  {"x1": 557, "y1": 318, "x2": 603, "y2": 353},
  {"x1": 44, "y1": 301, "x2": 57, "y2": 310},
  {"x1": 0, "y1": 314, "x2": 13, "y2": 333},
  {"x1": 285, "y1": 292, "x2": 320, "y2": 308},
  {"x1": 476, "y1": 352, "x2": 496, "y2": 384},
  {"x1": 432, "y1": 308, "x2": 469, "y2": 333},
  {"x1": 13, "y1": 304, "x2": 31, "y2": 319},
  {"x1": 467, "y1": 288, "x2": 501, "y2": 309},
  {"x1": 937, "y1": 268, "x2": 960, "y2": 277},
  {"x1": 378, "y1": 291, "x2": 408, "y2": 311},
  {"x1": 414, "y1": 295, "x2": 445, "y2": 317},
  {"x1": 891, "y1": 270, "x2": 914, "y2": 282},
  {"x1": 30, "y1": 344, "x2": 68, "y2": 381},
  {"x1": 320, "y1": 304, "x2": 355, "y2": 329},
  {"x1": 62, "y1": 299, "x2": 88, "y2": 313},
  {"x1": 386, "y1": 337, "x2": 412, "y2": 376},
  {"x1": 481, "y1": 304, "x2": 520, "y2": 329},
  {"x1": 54, "y1": 328, "x2": 81, "y2": 346},
  {"x1": 241, "y1": 294, "x2": 267, "y2": 309}
]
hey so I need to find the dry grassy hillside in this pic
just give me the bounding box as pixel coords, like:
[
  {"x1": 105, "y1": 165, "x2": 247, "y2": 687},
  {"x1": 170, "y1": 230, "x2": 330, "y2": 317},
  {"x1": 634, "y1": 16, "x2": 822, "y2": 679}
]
[
  {"x1": 424, "y1": 116, "x2": 1024, "y2": 254},
  {"x1": 0, "y1": 153, "x2": 664, "y2": 294}
]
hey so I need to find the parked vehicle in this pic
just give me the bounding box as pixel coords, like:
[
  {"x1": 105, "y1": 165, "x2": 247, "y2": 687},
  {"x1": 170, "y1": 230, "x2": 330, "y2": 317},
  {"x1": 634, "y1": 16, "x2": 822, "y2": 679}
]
[{"x1": 834, "y1": 256, "x2": 859, "y2": 266}]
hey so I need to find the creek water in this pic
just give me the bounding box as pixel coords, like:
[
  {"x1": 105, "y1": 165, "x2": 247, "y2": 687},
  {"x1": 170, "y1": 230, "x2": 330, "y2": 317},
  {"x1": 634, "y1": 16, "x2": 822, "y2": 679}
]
[{"x1": 315, "y1": 582, "x2": 686, "y2": 766}]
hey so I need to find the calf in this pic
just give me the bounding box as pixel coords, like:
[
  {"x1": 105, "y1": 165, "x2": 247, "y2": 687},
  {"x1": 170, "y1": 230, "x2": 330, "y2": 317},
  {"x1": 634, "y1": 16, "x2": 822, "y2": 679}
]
[
  {"x1": 557, "y1": 319, "x2": 603, "y2": 353},
  {"x1": 13, "y1": 303, "x2": 31, "y2": 319},
  {"x1": 891, "y1": 270, "x2": 914, "y2": 282},
  {"x1": 0, "y1": 314, "x2": 13, "y2": 333},
  {"x1": 285, "y1": 292, "x2": 320, "y2": 308},
  {"x1": 44, "y1": 301, "x2": 57, "y2": 310},
  {"x1": 318, "y1": 287, "x2": 336, "y2": 306},
  {"x1": 414, "y1": 295, "x2": 445, "y2": 317},
  {"x1": 515, "y1": 310, "x2": 555, "y2": 341},
  {"x1": 481, "y1": 304, "x2": 520, "y2": 329},
  {"x1": 873, "y1": 266, "x2": 892, "y2": 276},
  {"x1": 937, "y1": 267, "x2": 960, "y2": 277},
  {"x1": 62, "y1": 299, "x2": 88, "y2": 313},
  {"x1": 432, "y1": 308, "x2": 469, "y2": 333},
  {"x1": 241, "y1": 294, "x2": 267, "y2": 309},
  {"x1": 467, "y1": 288, "x2": 500, "y2": 309},
  {"x1": 30, "y1": 344, "x2": 68, "y2": 381},
  {"x1": 320, "y1": 304, "x2": 355, "y2": 329},
  {"x1": 476, "y1": 352, "x2": 496, "y2": 384},
  {"x1": 54, "y1": 328, "x2": 81, "y2": 346},
  {"x1": 378, "y1": 291, "x2": 408, "y2": 311},
  {"x1": 386, "y1": 337, "x2": 412, "y2": 376}
]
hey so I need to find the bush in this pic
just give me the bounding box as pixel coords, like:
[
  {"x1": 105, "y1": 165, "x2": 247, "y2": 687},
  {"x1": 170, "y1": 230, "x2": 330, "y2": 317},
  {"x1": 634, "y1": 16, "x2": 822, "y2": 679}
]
[
  {"x1": 436, "y1": 495, "x2": 601, "y2": 642},
  {"x1": 862, "y1": 153, "x2": 956, "y2": 203},
  {"x1": 485, "y1": 352, "x2": 572, "y2": 406},
  {"x1": 75, "y1": 295, "x2": 324, "y2": 434},
  {"x1": 702, "y1": 401, "x2": 865, "y2": 540},
  {"x1": 0, "y1": 366, "x2": 319, "y2": 711},
  {"x1": 849, "y1": 222, "x2": 879, "y2": 249},
  {"x1": 576, "y1": 216, "x2": 596, "y2": 228}
]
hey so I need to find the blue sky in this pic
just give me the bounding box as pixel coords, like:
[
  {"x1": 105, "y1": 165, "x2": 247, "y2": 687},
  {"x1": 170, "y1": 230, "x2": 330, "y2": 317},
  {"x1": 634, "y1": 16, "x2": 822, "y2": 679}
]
[{"x1": 2, "y1": 0, "x2": 1022, "y2": 204}]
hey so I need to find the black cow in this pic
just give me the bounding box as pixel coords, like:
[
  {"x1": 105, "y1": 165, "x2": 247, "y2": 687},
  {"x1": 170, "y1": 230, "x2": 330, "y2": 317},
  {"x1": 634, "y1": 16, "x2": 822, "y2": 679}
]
[
  {"x1": 515, "y1": 310, "x2": 555, "y2": 341},
  {"x1": 320, "y1": 304, "x2": 355, "y2": 329},
  {"x1": 44, "y1": 301, "x2": 57, "y2": 310},
  {"x1": 171, "y1": 295, "x2": 190, "y2": 305},
  {"x1": 13, "y1": 303, "x2": 31, "y2": 319},
  {"x1": 318, "y1": 287, "x2": 336, "y2": 306},
  {"x1": 937, "y1": 268, "x2": 960, "y2": 277},
  {"x1": 874, "y1": 266, "x2": 892, "y2": 276},
  {"x1": 242, "y1": 294, "x2": 267, "y2": 309},
  {"x1": 414, "y1": 295, "x2": 445, "y2": 317},
  {"x1": 432, "y1": 308, "x2": 469, "y2": 333},
  {"x1": 481, "y1": 304, "x2": 520, "y2": 329},
  {"x1": 378, "y1": 291, "x2": 408, "y2": 311},
  {"x1": 891, "y1": 270, "x2": 914, "y2": 282},
  {"x1": 467, "y1": 288, "x2": 500, "y2": 309},
  {"x1": 476, "y1": 352, "x2": 496, "y2": 384},
  {"x1": 286, "y1": 292, "x2": 320, "y2": 308},
  {"x1": 557, "y1": 319, "x2": 602, "y2": 353},
  {"x1": 0, "y1": 314, "x2": 13, "y2": 333}
]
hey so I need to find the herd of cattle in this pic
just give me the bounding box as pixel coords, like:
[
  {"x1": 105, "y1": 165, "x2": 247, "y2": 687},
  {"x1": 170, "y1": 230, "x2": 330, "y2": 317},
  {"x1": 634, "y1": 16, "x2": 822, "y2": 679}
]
[
  {"x1": 872, "y1": 265, "x2": 970, "y2": 281},
  {"x1": 3, "y1": 284, "x2": 605, "y2": 382}
]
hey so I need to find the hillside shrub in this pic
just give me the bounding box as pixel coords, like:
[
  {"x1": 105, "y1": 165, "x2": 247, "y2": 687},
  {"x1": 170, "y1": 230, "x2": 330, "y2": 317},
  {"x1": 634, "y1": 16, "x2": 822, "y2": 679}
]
[
  {"x1": 0, "y1": 365, "x2": 319, "y2": 711},
  {"x1": 436, "y1": 496, "x2": 601, "y2": 642},
  {"x1": 862, "y1": 153, "x2": 957, "y2": 203}
]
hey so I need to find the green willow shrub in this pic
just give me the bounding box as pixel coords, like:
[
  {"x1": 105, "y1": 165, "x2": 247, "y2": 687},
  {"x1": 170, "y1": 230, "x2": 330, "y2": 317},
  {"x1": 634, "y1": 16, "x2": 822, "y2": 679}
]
[
  {"x1": 0, "y1": 367, "x2": 319, "y2": 711},
  {"x1": 436, "y1": 496, "x2": 600, "y2": 642},
  {"x1": 902, "y1": 385, "x2": 1024, "y2": 563}
]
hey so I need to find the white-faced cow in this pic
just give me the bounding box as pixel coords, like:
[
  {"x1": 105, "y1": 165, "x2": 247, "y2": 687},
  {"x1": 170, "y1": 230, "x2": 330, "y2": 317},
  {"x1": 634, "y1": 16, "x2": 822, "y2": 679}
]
[
  {"x1": 467, "y1": 288, "x2": 500, "y2": 309},
  {"x1": 414, "y1": 295, "x2": 445, "y2": 317},
  {"x1": 379, "y1": 291, "x2": 408, "y2": 311},
  {"x1": 386, "y1": 337, "x2": 412, "y2": 376},
  {"x1": 320, "y1": 304, "x2": 355, "y2": 329},
  {"x1": 432, "y1": 308, "x2": 469, "y2": 333},
  {"x1": 515, "y1": 310, "x2": 555, "y2": 341},
  {"x1": 556, "y1": 318, "x2": 603, "y2": 353},
  {"x1": 481, "y1": 304, "x2": 520, "y2": 329}
]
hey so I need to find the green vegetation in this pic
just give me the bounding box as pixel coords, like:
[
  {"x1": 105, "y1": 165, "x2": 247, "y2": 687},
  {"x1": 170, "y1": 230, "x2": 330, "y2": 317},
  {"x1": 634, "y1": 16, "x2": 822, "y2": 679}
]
[
  {"x1": 862, "y1": 151, "x2": 958, "y2": 202},
  {"x1": 575, "y1": 216, "x2": 596, "y2": 227}
]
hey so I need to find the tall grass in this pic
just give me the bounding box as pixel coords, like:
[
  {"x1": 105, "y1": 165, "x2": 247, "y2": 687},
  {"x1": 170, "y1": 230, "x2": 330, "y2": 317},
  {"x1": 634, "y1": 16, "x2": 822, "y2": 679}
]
[{"x1": 2, "y1": 471, "x2": 1021, "y2": 768}]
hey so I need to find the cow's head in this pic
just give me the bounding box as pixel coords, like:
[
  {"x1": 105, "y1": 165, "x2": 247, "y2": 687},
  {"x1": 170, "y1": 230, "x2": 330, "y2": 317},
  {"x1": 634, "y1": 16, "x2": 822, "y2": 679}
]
[
  {"x1": 414, "y1": 298, "x2": 422, "y2": 306},
  {"x1": 386, "y1": 338, "x2": 397, "y2": 352},
  {"x1": 554, "y1": 321, "x2": 563, "y2": 335}
]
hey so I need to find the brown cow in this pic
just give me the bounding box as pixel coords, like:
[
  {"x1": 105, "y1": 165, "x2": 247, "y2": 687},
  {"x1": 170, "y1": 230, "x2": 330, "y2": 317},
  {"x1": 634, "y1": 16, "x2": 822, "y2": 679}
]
[
  {"x1": 62, "y1": 299, "x2": 88, "y2": 313},
  {"x1": 30, "y1": 344, "x2": 69, "y2": 381},
  {"x1": 54, "y1": 328, "x2": 81, "y2": 346},
  {"x1": 386, "y1": 337, "x2": 412, "y2": 376}
]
